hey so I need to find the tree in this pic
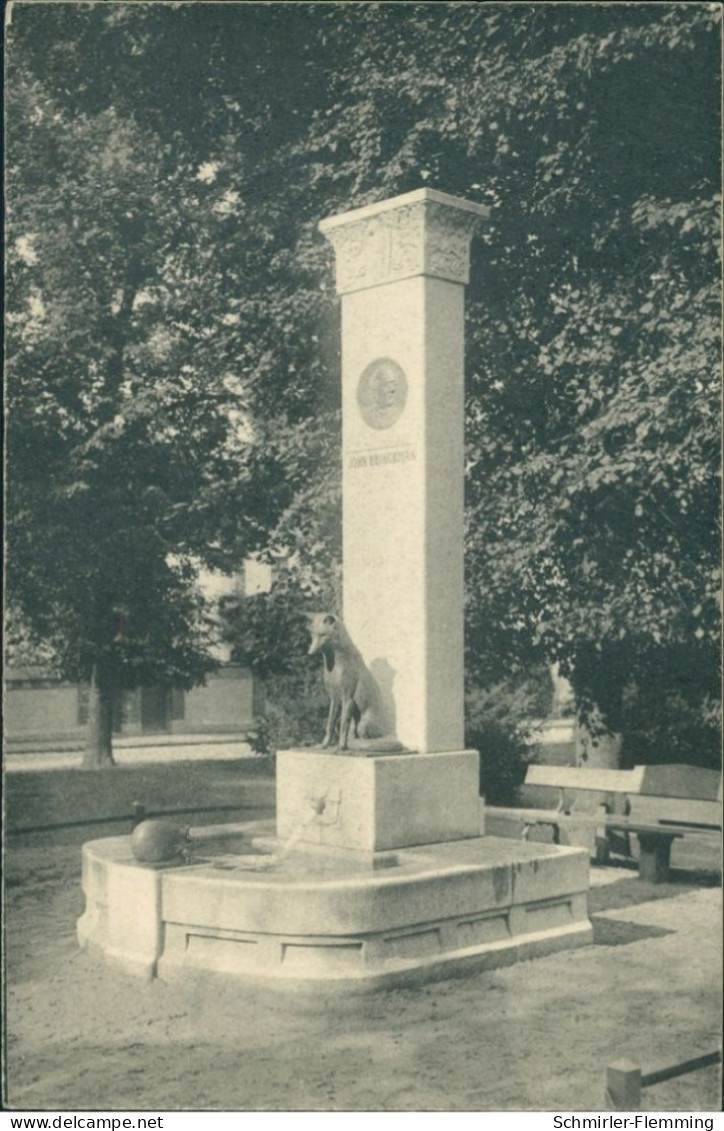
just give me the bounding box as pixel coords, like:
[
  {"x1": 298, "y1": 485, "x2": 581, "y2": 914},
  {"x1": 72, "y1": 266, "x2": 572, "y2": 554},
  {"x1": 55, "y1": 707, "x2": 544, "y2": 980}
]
[
  {"x1": 7, "y1": 3, "x2": 720, "y2": 768},
  {"x1": 282, "y1": 2, "x2": 722, "y2": 765},
  {"x1": 6, "y1": 2, "x2": 345, "y2": 764},
  {"x1": 5, "y1": 51, "x2": 284, "y2": 764}
]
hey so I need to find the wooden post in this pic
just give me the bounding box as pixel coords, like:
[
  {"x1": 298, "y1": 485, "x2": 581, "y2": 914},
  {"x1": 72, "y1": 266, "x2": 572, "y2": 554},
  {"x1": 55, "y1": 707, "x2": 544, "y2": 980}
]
[{"x1": 606, "y1": 1058, "x2": 642, "y2": 1110}]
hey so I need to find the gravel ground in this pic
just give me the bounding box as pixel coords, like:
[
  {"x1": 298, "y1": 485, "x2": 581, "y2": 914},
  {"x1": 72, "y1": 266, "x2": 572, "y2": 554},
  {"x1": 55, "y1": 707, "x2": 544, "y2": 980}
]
[{"x1": 4, "y1": 826, "x2": 721, "y2": 1113}]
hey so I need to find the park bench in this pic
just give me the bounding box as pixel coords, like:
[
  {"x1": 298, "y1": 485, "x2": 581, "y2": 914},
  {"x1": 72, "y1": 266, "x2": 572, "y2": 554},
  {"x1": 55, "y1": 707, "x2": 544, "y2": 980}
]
[{"x1": 486, "y1": 763, "x2": 722, "y2": 883}]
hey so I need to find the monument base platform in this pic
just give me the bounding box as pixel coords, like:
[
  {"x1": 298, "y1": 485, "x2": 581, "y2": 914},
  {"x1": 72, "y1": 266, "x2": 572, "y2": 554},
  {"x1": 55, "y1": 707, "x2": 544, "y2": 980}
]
[{"x1": 77, "y1": 821, "x2": 592, "y2": 991}]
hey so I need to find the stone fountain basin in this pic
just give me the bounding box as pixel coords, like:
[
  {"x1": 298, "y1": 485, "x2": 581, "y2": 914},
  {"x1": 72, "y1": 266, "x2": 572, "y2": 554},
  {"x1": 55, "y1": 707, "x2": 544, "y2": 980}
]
[{"x1": 77, "y1": 820, "x2": 592, "y2": 989}]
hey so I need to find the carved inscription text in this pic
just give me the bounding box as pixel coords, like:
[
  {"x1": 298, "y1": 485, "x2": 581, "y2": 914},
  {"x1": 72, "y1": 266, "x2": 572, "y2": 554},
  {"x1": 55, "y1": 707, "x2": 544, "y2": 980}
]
[{"x1": 348, "y1": 448, "x2": 416, "y2": 470}]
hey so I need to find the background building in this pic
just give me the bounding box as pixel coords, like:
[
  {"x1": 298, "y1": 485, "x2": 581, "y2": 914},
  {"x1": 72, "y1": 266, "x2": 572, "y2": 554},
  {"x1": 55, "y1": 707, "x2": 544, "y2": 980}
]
[{"x1": 4, "y1": 560, "x2": 272, "y2": 747}]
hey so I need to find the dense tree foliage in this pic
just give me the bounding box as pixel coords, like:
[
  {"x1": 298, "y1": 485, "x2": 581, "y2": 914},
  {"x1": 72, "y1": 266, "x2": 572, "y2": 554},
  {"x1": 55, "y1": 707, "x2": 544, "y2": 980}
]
[
  {"x1": 5, "y1": 8, "x2": 307, "y2": 761},
  {"x1": 6, "y1": 3, "x2": 720, "y2": 767},
  {"x1": 297, "y1": 3, "x2": 721, "y2": 765}
]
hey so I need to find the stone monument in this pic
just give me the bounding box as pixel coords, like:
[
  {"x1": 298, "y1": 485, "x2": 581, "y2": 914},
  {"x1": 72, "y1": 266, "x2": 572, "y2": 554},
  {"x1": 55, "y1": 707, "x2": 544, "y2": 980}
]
[
  {"x1": 77, "y1": 189, "x2": 592, "y2": 988},
  {"x1": 324, "y1": 187, "x2": 481, "y2": 754},
  {"x1": 277, "y1": 188, "x2": 488, "y2": 849}
]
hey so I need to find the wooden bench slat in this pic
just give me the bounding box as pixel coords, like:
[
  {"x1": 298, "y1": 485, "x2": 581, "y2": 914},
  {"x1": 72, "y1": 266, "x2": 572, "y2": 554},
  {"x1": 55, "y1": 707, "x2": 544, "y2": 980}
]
[
  {"x1": 604, "y1": 819, "x2": 685, "y2": 838},
  {"x1": 525, "y1": 763, "x2": 721, "y2": 802},
  {"x1": 485, "y1": 806, "x2": 563, "y2": 825},
  {"x1": 630, "y1": 796, "x2": 722, "y2": 830},
  {"x1": 526, "y1": 765, "x2": 646, "y2": 794},
  {"x1": 489, "y1": 810, "x2": 707, "y2": 839},
  {"x1": 628, "y1": 796, "x2": 719, "y2": 832}
]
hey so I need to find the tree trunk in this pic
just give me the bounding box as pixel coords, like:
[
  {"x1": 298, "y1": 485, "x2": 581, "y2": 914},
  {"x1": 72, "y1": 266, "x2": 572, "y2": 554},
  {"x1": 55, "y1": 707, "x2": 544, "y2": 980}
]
[
  {"x1": 82, "y1": 661, "x2": 115, "y2": 768},
  {"x1": 569, "y1": 649, "x2": 626, "y2": 769},
  {"x1": 575, "y1": 704, "x2": 623, "y2": 769}
]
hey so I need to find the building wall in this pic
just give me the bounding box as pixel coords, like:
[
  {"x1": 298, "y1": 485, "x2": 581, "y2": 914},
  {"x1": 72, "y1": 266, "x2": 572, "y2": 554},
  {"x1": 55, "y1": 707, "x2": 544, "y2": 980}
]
[
  {"x1": 4, "y1": 683, "x2": 82, "y2": 739},
  {"x1": 5, "y1": 665, "x2": 259, "y2": 742},
  {"x1": 172, "y1": 666, "x2": 257, "y2": 734}
]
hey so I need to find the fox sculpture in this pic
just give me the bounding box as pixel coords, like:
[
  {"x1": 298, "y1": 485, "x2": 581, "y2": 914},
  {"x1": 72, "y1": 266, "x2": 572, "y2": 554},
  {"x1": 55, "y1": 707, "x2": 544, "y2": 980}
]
[{"x1": 307, "y1": 612, "x2": 393, "y2": 752}]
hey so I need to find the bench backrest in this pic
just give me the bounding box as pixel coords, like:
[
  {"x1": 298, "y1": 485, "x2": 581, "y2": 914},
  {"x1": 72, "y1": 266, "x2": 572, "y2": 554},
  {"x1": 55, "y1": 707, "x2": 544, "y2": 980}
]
[
  {"x1": 524, "y1": 763, "x2": 722, "y2": 829},
  {"x1": 525, "y1": 763, "x2": 721, "y2": 801}
]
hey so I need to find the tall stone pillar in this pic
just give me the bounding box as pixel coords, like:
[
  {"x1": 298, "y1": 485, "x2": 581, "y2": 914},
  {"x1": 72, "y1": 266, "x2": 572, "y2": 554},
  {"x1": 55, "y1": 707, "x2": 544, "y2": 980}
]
[{"x1": 319, "y1": 188, "x2": 488, "y2": 753}]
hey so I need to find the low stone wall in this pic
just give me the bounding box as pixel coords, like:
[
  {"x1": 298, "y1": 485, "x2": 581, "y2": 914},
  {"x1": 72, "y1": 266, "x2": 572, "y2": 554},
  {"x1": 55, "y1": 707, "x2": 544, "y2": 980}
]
[{"x1": 5, "y1": 759, "x2": 275, "y2": 835}]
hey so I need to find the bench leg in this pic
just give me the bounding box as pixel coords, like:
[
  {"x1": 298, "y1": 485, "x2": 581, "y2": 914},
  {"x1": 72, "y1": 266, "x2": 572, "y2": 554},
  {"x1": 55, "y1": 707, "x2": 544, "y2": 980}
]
[
  {"x1": 636, "y1": 833, "x2": 675, "y2": 883},
  {"x1": 594, "y1": 834, "x2": 610, "y2": 865}
]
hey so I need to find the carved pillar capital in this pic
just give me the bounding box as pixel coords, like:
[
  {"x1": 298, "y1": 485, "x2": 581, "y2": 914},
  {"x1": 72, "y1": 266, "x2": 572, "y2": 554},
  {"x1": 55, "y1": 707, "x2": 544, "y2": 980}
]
[{"x1": 319, "y1": 188, "x2": 489, "y2": 295}]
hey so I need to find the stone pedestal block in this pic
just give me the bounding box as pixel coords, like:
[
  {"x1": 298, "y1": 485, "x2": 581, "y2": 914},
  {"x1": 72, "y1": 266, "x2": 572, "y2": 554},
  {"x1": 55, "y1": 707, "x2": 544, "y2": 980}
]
[{"x1": 276, "y1": 748, "x2": 481, "y2": 853}]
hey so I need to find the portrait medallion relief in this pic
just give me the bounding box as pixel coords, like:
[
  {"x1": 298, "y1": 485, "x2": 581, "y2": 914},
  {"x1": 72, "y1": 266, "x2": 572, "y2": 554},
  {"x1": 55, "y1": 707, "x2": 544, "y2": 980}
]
[{"x1": 356, "y1": 358, "x2": 408, "y2": 430}]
